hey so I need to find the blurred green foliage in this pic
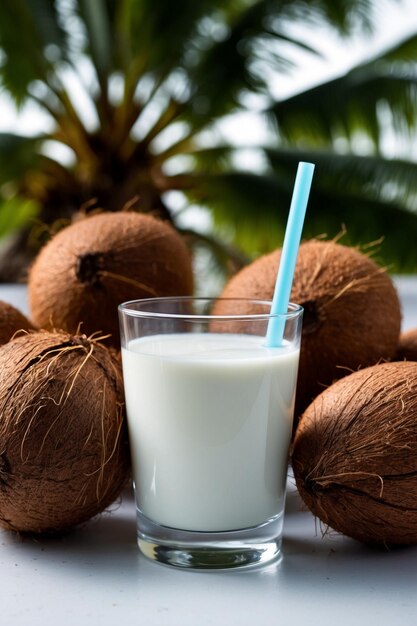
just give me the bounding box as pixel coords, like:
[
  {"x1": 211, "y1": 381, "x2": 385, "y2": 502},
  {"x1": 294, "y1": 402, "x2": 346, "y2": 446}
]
[{"x1": 1, "y1": 0, "x2": 417, "y2": 280}]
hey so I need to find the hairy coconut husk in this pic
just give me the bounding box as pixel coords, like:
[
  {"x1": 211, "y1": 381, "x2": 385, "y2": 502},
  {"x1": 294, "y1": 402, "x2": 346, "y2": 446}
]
[
  {"x1": 292, "y1": 361, "x2": 417, "y2": 546},
  {"x1": 215, "y1": 240, "x2": 401, "y2": 418},
  {"x1": 0, "y1": 330, "x2": 130, "y2": 534},
  {"x1": 396, "y1": 328, "x2": 417, "y2": 361},
  {"x1": 0, "y1": 301, "x2": 34, "y2": 345},
  {"x1": 28, "y1": 212, "x2": 194, "y2": 346}
]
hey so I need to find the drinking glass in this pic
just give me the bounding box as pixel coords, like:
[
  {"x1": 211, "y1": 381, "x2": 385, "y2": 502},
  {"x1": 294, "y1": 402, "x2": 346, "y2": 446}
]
[{"x1": 119, "y1": 297, "x2": 303, "y2": 569}]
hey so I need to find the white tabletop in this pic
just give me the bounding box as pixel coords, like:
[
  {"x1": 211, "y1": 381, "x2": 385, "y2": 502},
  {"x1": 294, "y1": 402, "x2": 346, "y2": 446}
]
[{"x1": 0, "y1": 279, "x2": 417, "y2": 626}]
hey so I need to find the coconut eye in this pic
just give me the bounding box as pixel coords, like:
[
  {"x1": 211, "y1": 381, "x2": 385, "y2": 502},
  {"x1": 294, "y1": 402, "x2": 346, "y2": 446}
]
[{"x1": 28, "y1": 212, "x2": 193, "y2": 347}]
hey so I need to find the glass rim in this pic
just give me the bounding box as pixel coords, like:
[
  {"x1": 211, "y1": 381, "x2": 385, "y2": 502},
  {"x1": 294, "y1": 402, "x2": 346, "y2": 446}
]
[{"x1": 118, "y1": 297, "x2": 303, "y2": 321}]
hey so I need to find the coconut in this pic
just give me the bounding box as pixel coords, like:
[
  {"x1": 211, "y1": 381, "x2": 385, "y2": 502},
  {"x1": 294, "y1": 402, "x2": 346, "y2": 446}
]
[
  {"x1": 0, "y1": 300, "x2": 34, "y2": 345},
  {"x1": 215, "y1": 240, "x2": 401, "y2": 417},
  {"x1": 292, "y1": 361, "x2": 417, "y2": 546},
  {"x1": 0, "y1": 330, "x2": 130, "y2": 533},
  {"x1": 28, "y1": 212, "x2": 194, "y2": 346},
  {"x1": 396, "y1": 328, "x2": 417, "y2": 361}
]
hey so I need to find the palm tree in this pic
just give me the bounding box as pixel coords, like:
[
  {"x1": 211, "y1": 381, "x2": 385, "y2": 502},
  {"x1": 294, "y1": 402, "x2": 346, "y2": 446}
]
[{"x1": 1, "y1": 0, "x2": 417, "y2": 282}]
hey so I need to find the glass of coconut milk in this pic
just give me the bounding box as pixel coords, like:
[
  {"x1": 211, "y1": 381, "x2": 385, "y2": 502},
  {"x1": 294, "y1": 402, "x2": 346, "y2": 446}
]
[{"x1": 119, "y1": 297, "x2": 303, "y2": 569}]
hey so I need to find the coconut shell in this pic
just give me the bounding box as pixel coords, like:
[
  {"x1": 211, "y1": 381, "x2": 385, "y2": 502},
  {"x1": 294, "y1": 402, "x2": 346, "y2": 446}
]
[
  {"x1": 0, "y1": 330, "x2": 130, "y2": 533},
  {"x1": 216, "y1": 240, "x2": 401, "y2": 418},
  {"x1": 396, "y1": 328, "x2": 417, "y2": 361},
  {"x1": 0, "y1": 300, "x2": 34, "y2": 345},
  {"x1": 28, "y1": 212, "x2": 194, "y2": 346},
  {"x1": 292, "y1": 361, "x2": 417, "y2": 546}
]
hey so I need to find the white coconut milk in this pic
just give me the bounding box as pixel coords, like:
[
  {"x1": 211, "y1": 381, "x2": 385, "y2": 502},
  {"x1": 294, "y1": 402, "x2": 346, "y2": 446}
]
[{"x1": 121, "y1": 333, "x2": 299, "y2": 532}]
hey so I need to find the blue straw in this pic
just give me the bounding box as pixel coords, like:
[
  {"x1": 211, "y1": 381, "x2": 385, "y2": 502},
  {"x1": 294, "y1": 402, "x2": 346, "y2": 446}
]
[{"x1": 265, "y1": 161, "x2": 315, "y2": 347}]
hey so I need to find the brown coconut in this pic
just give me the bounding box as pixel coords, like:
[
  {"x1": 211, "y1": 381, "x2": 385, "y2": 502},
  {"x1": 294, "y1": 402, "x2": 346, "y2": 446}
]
[
  {"x1": 0, "y1": 300, "x2": 34, "y2": 345},
  {"x1": 292, "y1": 361, "x2": 417, "y2": 546},
  {"x1": 0, "y1": 330, "x2": 130, "y2": 533},
  {"x1": 28, "y1": 212, "x2": 194, "y2": 346},
  {"x1": 215, "y1": 240, "x2": 401, "y2": 417},
  {"x1": 396, "y1": 328, "x2": 417, "y2": 361}
]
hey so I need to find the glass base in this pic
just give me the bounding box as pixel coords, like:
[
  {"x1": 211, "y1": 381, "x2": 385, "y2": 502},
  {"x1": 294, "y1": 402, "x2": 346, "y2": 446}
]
[{"x1": 136, "y1": 509, "x2": 283, "y2": 570}]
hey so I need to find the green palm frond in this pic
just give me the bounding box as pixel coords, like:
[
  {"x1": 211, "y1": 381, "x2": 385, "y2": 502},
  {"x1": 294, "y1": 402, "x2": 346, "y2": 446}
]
[
  {"x1": 120, "y1": 0, "x2": 380, "y2": 139},
  {"x1": 0, "y1": 133, "x2": 44, "y2": 186},
  {"x1": 77, "y1": 0, "x2": 113, "y2": 84},
  {"x1": 0, "y1": 0, "x2": 415, "y2": 281},
  {"x1": 176, "y1": 171, "x2": 292, "y2": 253},
  {"x1": 265, "y1": 147, "x2": 417, "y2": 205},
  {"x1": 0, "y1": 197, "x2": 39, "y2": 238},
  {"x1": 270, "y1": 69, "x2": 417, "y2": 145},
  {"x1": 302, "y1": 190, "x2": 417, "y2": 271},
  {"x1": 179, "y1": 226, "x2": 250, "y2": 274},
  {"x1": 264, "y1": 148, "x2": 417, "y2": 269},
  {"x1": 175, "y1": 165, "x2": 417, "y2": 270},
  {"x1": 269, "y1": 28, "x2": 417, "y2": 145},
  {"x1": 111, "y1": 0, "x2": 240, "y2": 113},
  {"x1": 181, "y1": 146, "x2": 235, "y2": 174},
  {"x1": 179, "y1": 0, "x2": 378, "y2": 130},
  {"x1": 302, "y1": 0, "x2": 375, "y2": 33},
  {"x1": 367, "y1": 30, "x2": 417, "y2": 63},
  {"x1": 0, "y1": 0, "x2": 69, "y2": 105},
  {"x1": 28, "y1": 0, "x2": 69, "y2": 51}
]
